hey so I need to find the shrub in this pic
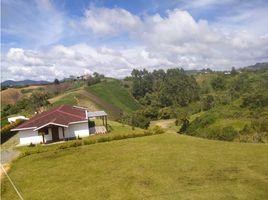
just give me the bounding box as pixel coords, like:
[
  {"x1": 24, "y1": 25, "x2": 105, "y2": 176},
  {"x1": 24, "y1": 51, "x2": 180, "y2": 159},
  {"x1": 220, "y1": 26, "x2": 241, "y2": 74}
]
[
  {"x1": 179, "y1": 118, "x2": 190, "y2": 133},
  {"x1": 58, "y1": 143, "x2": 69, "y2": 149},
  {"x1": 202, "y1": 95, "x2": 214, "y2": 111},
  {"x1": 131, "y1": 112, "x2": 150, "y2": 129},
  {"x1": 97, "y1": 137, "x2": 110, "y2": 143},
  {"x1": 158, "y1": 107, "x2": 173, "y2": 119},
  {"x1": 186, "y1": 114, "x2": 216, "y2": 133},
  {"x1": 217, "y1": 126, "x2": 237, "y2": 141},
  {"x1": 152, "y1": 125, "x2": 165, "y2": 134},
  {"x1": 28, "y1": 143, "x2": 35, "y2": 147},
  {"x1": 144, "y1": 126, "x2": 165, "y2": 135},
  {"x1": 88, "y1": 121, "x2": 95, "y2": 128},
  {"x1": 188, "y1": 126, "x2": 238, "y2": 142},
  {"x1": 83, "y1": 139, "x2": 97, "y2": 145},
  {"x1": 211, "y1": 75, "x2": 226, "y2": 90},
  {"x1": 69, "y1": 140, "x2": 82, "y2": 147}
]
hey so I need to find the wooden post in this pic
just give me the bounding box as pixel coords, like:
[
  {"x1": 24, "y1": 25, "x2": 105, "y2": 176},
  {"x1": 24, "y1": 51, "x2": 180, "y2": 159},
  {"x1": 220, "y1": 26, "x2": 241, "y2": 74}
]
[
  {"x1": 105, "y1": 116, "x2": 108, "y2": 131},
  {"x1": 102, "y1": 116, "x2": 105, "y2": 126},
  {"x1": 62, "y1": 127, "x2": 65, "y2": 140},
  {"x1": 42, "y1": 134, "x2": 45, "y2": 144}
]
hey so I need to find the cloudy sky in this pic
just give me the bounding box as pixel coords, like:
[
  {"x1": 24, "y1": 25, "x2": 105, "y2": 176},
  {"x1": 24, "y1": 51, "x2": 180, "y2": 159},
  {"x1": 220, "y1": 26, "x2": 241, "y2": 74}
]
[{"x1": 2, "y1": 0, "x2": 268, "y2": 81}]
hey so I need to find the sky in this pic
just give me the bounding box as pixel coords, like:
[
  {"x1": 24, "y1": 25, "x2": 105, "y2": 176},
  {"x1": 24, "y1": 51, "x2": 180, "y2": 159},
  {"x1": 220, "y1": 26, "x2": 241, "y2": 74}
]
[{"x1": 1, "y1": 0, "x2": 268, "y2": 81}]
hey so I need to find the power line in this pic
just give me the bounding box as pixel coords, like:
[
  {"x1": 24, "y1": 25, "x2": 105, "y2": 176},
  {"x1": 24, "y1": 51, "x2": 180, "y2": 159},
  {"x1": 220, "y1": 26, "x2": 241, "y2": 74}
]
[{"x1": 1, "y1": 165, "x2": 24, "y2": 200}]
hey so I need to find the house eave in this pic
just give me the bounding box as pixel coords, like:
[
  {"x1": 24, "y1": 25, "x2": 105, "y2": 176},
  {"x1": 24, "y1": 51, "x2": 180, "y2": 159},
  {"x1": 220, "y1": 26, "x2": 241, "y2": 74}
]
[
  {"x1": 11, "y1": 127, "x2": 36, "y2": 131},
  {"x1": 33, "y1": 122, "x2": 68, "y2": 131}
]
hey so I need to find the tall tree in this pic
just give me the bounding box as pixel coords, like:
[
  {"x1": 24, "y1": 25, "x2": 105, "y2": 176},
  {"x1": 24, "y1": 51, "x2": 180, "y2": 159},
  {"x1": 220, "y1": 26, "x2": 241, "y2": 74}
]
[{"x1": 54, "y1": 78, "x2": 60, "y2": 85}]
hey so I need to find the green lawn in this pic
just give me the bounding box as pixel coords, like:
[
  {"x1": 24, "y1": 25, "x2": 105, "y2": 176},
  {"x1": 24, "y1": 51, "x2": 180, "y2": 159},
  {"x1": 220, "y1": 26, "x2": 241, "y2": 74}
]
[
  {"x1": 2, "y1": 133, "x2": 268, "y2": 200},
  {"x1": 86, "y1": 80, "x2": 141, "y2": 113}
]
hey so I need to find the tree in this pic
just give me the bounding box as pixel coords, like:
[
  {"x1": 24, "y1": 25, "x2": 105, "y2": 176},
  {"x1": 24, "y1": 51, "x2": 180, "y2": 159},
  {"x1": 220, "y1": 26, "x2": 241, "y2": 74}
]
[
  {"x1": 179, "y1": 118, "x2": 190, "y2": 133},
  {"x1": 54, "y1": 78, "x2": 60, "y2": 85},
  {"x1": 202, "y1": 95, "x2": 214, "y2": 111},
  {"x1": 131, "y1": 111, "x2": 150, "y2": 129},
  {"x1": 230, "y1": 67, "x2": 238, "y2": 76},
  {"x1": 30, "y1": 91, "x2": 50, "y2": 112},
  {"x1": 211, "y1": 75, "x2": 226, "y2": 90}
]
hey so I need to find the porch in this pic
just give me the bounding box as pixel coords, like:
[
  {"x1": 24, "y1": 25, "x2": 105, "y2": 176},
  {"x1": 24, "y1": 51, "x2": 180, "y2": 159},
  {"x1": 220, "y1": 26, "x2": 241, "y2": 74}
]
[
  {"x1": 37, "y1": 125, "x2": 67, "y2": 144},
  {"x1": 88, "y1": 111, "x2": 108, "y2": 134}
]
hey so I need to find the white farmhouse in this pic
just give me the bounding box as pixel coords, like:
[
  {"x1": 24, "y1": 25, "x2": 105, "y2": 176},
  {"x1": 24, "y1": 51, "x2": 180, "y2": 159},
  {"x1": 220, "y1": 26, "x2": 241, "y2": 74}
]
[{"x1": 11, "y1": 105, "x2": 108, "y2": 145}]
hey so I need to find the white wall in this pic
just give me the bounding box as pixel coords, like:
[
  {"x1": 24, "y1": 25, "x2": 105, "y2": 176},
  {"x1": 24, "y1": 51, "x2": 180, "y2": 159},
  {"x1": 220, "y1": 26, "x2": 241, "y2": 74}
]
[
  {"x1": 18, "y1": 122, "x2": 89, "y2": 145},
  {"x1": 19, "y1": 129, "x2": 42, "y2": 145},
  {"x1": 44, "y1": 128, "x2": 52, "y2": 142},
  {"x1": 67, "y1": 122, "x2": 89, "y2": 138}
]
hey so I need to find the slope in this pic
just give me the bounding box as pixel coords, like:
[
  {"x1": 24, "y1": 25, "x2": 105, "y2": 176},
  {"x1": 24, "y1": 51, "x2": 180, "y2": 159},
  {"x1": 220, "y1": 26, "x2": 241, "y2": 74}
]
[{"x1": 2, "y1": 133, "x2": 268, "y2": 199}]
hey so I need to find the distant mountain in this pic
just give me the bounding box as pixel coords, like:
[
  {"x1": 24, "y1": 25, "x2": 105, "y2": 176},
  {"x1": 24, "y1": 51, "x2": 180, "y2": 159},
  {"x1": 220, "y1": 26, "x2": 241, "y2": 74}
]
[
  {"x1": 1, "y1": 79, "x2": 50, "y2": 87},
  {"x1": 244, "y1": 62, "x2": 268, "y2": 70}
]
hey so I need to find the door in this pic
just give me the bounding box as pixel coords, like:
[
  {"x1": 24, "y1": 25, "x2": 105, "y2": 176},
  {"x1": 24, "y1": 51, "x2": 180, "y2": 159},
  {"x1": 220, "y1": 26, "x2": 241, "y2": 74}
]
[{"x1": 52, "y1": 127, "x2": 59, "y2": 141}]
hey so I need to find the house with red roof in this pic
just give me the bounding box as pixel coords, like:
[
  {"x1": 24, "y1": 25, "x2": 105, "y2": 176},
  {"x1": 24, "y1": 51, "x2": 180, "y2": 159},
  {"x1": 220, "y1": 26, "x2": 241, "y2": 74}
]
[{"x1": 12, "y1": 105, "x2": 108, "y2": 145}]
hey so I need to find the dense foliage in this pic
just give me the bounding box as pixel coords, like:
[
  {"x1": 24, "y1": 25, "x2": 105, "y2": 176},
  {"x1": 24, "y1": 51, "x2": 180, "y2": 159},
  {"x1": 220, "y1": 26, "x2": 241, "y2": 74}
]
[
  {"x1": 129, "y1": 68, "x2": 200, "y2": 127},
  {"x1": 126, "y1": 67, "x2": 268, "y2": 142}
]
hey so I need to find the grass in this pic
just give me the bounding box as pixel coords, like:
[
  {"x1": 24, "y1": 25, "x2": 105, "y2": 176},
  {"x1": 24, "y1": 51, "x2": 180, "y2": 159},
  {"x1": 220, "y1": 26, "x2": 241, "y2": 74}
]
[
  {"x1": 150, "y1": 119, "x2": 179, "y2": 132},
  {"x1": 209, "y1": 118, "x2": 250, "y2": 131},
  {"x1": 2, "y1": 133, "x2": 268, "y2": 200},
  {"x1": 86, "y1": 80, "x2": 141, "y2": 114},
  {"x1": 15, "y1": 120, "x2": 144, "y2": 156}
]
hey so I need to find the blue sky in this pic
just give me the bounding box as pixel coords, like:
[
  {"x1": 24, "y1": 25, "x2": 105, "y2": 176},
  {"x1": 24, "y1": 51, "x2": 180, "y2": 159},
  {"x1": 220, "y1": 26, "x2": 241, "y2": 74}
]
[{"x1": 1, "y1": 0, "x2": 268, "y2": 81}]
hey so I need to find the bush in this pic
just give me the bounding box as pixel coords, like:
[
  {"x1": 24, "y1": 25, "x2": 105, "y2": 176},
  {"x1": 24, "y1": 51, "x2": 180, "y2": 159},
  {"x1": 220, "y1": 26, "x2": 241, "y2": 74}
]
[
  {"x1": 69, "y1": 140, "x2": 82, "y2": 147},
  {"x1": 202, "y1": 95, "x2": 214, "y2": 111},
  {"x1": 186, "y1": 125, "x2": 238, "y2": 142},
  {"x1": 179, "y1": 118, "x2": 190, "y2": 133},
  {"x1": 28, "y1": 143, "x2": 35, "y2": 147},
  {"x1": 131, "y1": 112, "x2": 150, "y2": 129},
  {"x1": 83, "y1": 139, "x2": 97, "y2": 145},
  {"x1": 186, "y1": 114, "x2": 216, "y2": 133},
  {"x1": 217, "y1": 126, "x2": 237, "y2": 141},
  {"x1": 144, "y1": 126, "x2": 165, "y2": 135},
  {"x1": 88, "y1": 121, "x2": 95, "y2": 128},
  {"x1": 211, "y1": 75, "x2": 226, "y2": 90},
  {"x1": 158, "y1": 107, "x2": 173, "y2": 119}
]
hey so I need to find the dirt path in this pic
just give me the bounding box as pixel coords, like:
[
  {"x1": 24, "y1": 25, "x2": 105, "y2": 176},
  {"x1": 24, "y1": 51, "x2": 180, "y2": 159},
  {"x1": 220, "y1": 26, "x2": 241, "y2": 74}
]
[
  {"x1": 0, "y1": 149, "x2": 20, "y2": 179},
  {"x1": 1, "y1": 149, "x2": 20, "y2": 164}
]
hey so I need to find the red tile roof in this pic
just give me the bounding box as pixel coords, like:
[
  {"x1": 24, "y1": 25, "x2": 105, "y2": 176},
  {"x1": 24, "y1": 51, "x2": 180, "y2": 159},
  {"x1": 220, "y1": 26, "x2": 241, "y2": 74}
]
[{"x1": 13, "y1": 105, "x2": 87, "y2": 131}]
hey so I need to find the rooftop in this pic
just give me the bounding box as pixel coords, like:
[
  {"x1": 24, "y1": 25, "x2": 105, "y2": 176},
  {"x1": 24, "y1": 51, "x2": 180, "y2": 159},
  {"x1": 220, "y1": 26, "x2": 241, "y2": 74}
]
[{"x1": 12, "y1": 105, "x2": 88, "y2": 131}]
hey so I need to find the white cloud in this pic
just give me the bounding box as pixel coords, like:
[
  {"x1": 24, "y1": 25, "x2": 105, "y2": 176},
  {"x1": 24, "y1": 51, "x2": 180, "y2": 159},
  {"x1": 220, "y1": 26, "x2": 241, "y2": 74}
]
[
  {"x1": 2, "y1": 5, "x2": 268, "y2": 81},
  {"x1": 81, "y1": 7, "x2": 141, "y2": 37}
]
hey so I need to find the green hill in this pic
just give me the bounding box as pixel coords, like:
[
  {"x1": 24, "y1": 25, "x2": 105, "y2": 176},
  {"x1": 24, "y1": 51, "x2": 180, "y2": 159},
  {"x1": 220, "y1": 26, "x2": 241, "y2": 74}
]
[
  {"x1": 48, "y1": 79, "x2": 141, "y2": 120},
  {"x1": 85, "y1": 79, "x2": 141, "y2": 114}
]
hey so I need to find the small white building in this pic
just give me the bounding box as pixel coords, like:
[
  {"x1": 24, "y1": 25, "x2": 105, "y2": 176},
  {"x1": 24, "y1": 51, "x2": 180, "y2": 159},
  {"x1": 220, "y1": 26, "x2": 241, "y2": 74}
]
[
  {"x1": 11, "y1": 105, "x2": 108, "y2": 145},
  {"x1": 8, "y1": 116, "x2": 29, "y2": 123}
]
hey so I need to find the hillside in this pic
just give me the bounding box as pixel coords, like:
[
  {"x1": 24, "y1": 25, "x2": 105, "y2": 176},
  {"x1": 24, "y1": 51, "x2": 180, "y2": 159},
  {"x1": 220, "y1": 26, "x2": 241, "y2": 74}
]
[
  {"x1": 1, "y1": 85, "x2": 46, "y2": 105},
  {"x1": 1, "y1": 67, "x2": 268, "y2": 142},
  {"x1": 1, "y1": 79, "x2": 50, "y2": 87},
  {"x1": 2, "y1": 133, "x2": 268, "y2": 199},
  {"x1": 49, "y1": 79, "x2": 141, "y2": 119},
  {"x1": 86, "y1": 80, "x2": 141, "y2": 114}
]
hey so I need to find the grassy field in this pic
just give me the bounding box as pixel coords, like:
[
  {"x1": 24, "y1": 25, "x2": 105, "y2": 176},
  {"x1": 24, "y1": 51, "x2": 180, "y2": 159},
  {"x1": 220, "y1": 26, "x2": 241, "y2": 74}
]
[
  {"x1": 86, "y1": 80, "x2": 141, "y2": 114},
  {"x1": 2, "y1": 133, "x2": 268, "y2": 200}
]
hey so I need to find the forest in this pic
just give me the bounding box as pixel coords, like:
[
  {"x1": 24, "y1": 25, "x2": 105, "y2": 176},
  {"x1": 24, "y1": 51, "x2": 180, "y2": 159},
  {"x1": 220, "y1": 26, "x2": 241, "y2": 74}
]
[{"x1": 126, "y1": 67, "x2": 268, "y2": 142}]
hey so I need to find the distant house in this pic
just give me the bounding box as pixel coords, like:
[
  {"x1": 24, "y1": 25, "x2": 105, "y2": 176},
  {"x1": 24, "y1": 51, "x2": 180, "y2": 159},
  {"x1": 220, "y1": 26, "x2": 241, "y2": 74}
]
[
  {"x1": 11, "y1": 105, "x2": 108, "y2": 145},
  {"x1": 8, "y1": 116, "x2": 29, "y2": 123}
]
